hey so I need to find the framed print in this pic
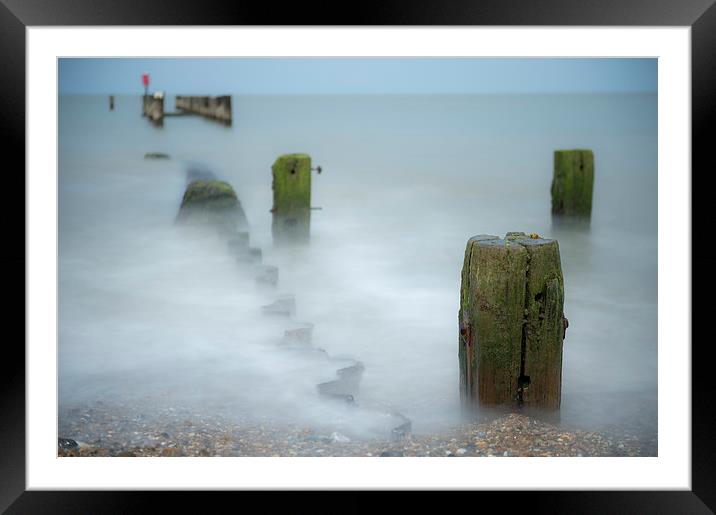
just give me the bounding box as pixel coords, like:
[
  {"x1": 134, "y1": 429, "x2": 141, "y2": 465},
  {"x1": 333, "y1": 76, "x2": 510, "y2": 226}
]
[{"x1": 3, "y1": 0, "x2": 714, "y2": 512}]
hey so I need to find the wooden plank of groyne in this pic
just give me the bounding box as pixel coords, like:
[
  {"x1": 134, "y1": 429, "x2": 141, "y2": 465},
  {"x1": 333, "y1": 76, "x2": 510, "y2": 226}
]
[
  {"x1": 551, "y1": 149, "x2": 594, "y2": 218},
  {"x1": 175, "y1": 95, "x2": 232, "y2": 125},
  {"x1": 459, "y1": 232, "x2": 566, "y2": 411}
]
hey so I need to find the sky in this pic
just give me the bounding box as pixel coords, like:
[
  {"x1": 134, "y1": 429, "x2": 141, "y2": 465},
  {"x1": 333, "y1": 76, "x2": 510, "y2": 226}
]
[{"x1": 58, "y1": 58, "x2": 657, "y2": 95}]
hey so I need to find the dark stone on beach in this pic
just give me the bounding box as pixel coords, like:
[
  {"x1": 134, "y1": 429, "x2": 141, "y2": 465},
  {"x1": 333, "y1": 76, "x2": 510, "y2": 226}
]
[{"x1": 58, "y1": 437, "x2": 78, "y2": 450}]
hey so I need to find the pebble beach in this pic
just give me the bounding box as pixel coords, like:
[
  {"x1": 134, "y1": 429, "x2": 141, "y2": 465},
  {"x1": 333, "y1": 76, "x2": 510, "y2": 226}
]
[{"x1": 58, "y1": 401, "x2": 655, "y2": 458}]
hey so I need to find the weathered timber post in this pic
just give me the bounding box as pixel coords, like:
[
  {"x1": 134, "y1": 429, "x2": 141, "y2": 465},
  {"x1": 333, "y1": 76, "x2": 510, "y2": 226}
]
[
  {"x1": 271, "y1": 154, "x2": 311, "y2": 244},
  {"x1": 109, "y1": 95, "x2": 114, "y2": 111},
  {"x1": 459, "y1": 232, "x2": 566, "y2": 411},
  {"x1": 176, "y1": 179, "x2": 248, "y2": 234},
  {"x1": 218, "y1": 96, "x2": 232, "y2": 126},
  {"x1": 142, "y1": 92, "x2": 165, "y2": 126},
  {"x1": 551, "y1": 149, "x2": 594, "y2": 218}
]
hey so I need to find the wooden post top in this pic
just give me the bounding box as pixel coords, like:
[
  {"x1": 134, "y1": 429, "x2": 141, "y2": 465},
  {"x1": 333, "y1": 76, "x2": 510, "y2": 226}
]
[{"x1": 467, "y1": 232, "x2": 558, "y2": 248}]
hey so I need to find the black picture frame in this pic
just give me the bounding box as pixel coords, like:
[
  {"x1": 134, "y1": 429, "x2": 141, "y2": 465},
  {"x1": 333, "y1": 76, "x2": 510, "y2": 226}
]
[{"x1": 2, "y1": 0, "x2": 713, "y2": 512}]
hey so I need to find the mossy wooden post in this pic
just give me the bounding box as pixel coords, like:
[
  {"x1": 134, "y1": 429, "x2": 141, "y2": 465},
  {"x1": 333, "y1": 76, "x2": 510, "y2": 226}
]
[
  {"x1": 176, "y1": 179, "x2": 248, "y2": 234},
  {"x1": 459, "y1": 232, "x2": 566, "y2": 411},
  {"x1": 551, "y1": 149, "x2": 594, "y2": 218},
  {"x1": 271, "y1": 154, "x2": 311, "y2": 244}
]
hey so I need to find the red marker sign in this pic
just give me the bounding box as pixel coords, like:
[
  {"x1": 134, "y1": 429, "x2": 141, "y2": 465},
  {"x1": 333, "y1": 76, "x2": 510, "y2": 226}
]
[{"x1": 142, "y1": 73, "x2": 150, "y2": 87}]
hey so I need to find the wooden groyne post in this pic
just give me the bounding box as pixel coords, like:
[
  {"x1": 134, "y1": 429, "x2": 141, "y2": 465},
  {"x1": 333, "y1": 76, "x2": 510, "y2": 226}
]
[
  {"x1": 109, "y1": 95, "x2": 114, "y2": 111},
  {"x1": 175, "y1": 179, "x2": 248, "y2": 234},
  {"x1": 142, "y1": 92, "x2": 165, "y2": 126},
  {"x1": 271, "y1": 154, "x2": 312, "y2": 244},
  {"x1": 459, "y1": 232, "x2": 566, "y2": 411},
  {"x1": 176, "y1": 95, "x2": 232, "y2": 126},
  {"x1": 551, "y1": 149, "x2": 594, "y2": 218}
]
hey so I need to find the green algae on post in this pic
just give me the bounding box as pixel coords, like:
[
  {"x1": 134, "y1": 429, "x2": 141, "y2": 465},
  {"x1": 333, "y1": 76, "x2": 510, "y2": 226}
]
[
  {"x1": 551, "y1": 149, "x2": 594, "y2": 218},
  {"x1": 459, "y1": 232, "x2": 566, "y2": 412},
  {"x1": 176, "y1": 179, "x2": 248, "y2": 233},
  {"x1": 271, "y1": 153, "x2": 312, "y2": 244}
]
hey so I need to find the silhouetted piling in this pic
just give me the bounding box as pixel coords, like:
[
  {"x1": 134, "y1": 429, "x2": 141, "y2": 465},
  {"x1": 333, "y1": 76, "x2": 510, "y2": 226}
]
[
  {"x1": 551, "y1": 149, "x2": 594, "y2": 218},
  {"x1": 459, "y1": 232, "x2": 566, "y2": 411},
  {"x1": 109, "y1": 95, "x2": 114, "y2": 110}
]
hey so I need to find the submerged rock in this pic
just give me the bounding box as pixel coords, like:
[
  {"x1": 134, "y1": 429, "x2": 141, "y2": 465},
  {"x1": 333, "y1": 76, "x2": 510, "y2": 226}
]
[
  {"x1": 144, "y1": 152, "x2": 170, "y2": 159},
  {"x1": 176, "y1": 179, "x2": 248, "y2": 232}
]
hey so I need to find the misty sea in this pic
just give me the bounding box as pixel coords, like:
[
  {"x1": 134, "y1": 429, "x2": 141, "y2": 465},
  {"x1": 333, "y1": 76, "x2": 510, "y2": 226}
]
[{"x1": 58, "y1": 93, "x2": 657, "y2": 454}]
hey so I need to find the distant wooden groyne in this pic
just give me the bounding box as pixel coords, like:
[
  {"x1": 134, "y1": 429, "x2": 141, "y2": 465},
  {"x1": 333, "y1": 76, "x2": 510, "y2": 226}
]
[
  {"x1": 176, "y1": 95, "x2": 232, "y2": 126},
  {"x1": 141, "y1": 93, "x2": 232, "y2": 127}
]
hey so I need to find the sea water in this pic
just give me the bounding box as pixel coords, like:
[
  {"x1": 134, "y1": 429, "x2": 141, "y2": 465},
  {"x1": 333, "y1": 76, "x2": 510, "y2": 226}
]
[{"x1": 58, "y1": 93, "x2": 657, "y2": 449}]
